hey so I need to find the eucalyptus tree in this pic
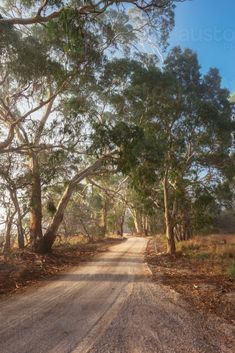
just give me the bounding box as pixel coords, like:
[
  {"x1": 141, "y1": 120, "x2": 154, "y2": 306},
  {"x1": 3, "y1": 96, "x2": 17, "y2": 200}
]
[
  {"x1": 0, "y1": 154, "x2": 29, "y2": 249},
  {"x1": 0, "y1": 18, "x2": 115, "y2": 251},
  {"x1": 94, "y1": 49, "x2": 233, "y2": 253},
  {"x1": 0, "y1": 1, "x2": 182, "y2": 26},
  {"x1": 87, "y1": 174, "x2": 130, "y2": 236},
  {"x1": 0, "y1": 0, "x2": 182, "y2": 252}
]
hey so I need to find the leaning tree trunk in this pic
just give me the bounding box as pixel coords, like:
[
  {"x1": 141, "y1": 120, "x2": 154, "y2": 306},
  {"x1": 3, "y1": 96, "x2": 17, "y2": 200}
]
[
  {"x1": 163, "y1": 172, "x2": 176, "y2": 255},
  {"x1": 36, "y1": 157, "x2": 107, "y2": 253},
  {"x1": 36, "y1": 183, "x2": 74, "y2": 253},
  {"x1": 29, "y1": 154, "x2": 43, "y2": 250}
]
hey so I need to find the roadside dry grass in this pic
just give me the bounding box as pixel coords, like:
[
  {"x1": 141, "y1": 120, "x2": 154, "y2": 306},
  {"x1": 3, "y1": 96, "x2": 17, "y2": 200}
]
[
  {"x1": 178, "y1": 234, "x2": 235, "y2": 260},
  {"x1": 146, "y1": 234, "x2": 235, "y2": 324},
  {"x1": 0, "y1": 235, "x2": 125, "y2": 297}
]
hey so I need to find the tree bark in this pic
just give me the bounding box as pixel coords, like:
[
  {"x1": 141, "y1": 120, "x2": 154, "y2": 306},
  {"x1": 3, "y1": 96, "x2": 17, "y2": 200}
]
[
  {"x1": 36, "y1": 156, "x2": 107, "y2": 253},
  {"x1": 143, "y1": 216, "x2": 148, "y2": 236},
  {"x1": 132, "y1": 210, "x2": 144, "y2": 234},
  {"x1": 133, "y1": 210, "x2": 140, "y2": 234},
  {"x1": 183, "y1": 208, "x2": 192, "y2": 240},
  {"x1": 163, "y1": 171, "x2": 176, "y2": 254},
  {"x1": 3, "y1": 210, "x2": 16, "y2": 255},
  {"x1": 118, "y1": 208, "x2": 126, "y2": 237},
  {"x1": 9, "y1": 188, "x2": 24, "y2": 249},
  {"x1": 100, "y1": 198, "x2": 108, "y2": 237},
  {"x1": 36, "y1": 183, "x2": 73, "y2": 253},
  {"x1": 80, "y1": 217, "x2": 93, "y2": 242},
  {"x1": 29, "y1": 153, "x2": 43, "y2": 250}
]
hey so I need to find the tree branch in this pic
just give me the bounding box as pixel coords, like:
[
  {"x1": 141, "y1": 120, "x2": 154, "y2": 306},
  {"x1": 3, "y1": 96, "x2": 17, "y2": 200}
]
[
  {"x1": 37, "y1": 0, "x2": 49, "y2": 17},
  {"x1": 34, "y1": 90, "x2": 55, "y2": 145},
  {"x1": 0, "y1": 1, "x2": 184, "y2": 26},
  {"x1": 0, "y1": 8, "x2": 64, "y2": 26},
  {"x1": 0, "y1": 123, "x2": 15, "y2": 150}
]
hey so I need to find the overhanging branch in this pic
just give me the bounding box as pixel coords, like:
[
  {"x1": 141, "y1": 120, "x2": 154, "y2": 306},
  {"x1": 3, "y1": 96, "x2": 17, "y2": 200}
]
[{"x1": 0, "y1": 1, "x2": 184, "y2": 26}]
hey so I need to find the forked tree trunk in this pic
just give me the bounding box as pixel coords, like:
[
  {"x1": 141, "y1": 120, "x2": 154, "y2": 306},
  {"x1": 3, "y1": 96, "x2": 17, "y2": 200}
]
[
  {"x1": 36, "y1": 157, "x2": 107, "y2": 253},
  {"x1": 163, "y1": 172, "x2": 176, "y2": 255},
  {"x1": 29, "y1": 154, "x2": 43, "y2": 250},
  {"x1": 36, "y1": 183, "x2": 74, "y2": 253}
]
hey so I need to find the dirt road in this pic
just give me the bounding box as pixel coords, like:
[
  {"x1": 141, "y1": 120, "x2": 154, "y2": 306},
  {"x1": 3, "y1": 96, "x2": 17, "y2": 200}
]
[{"x1": 0, "y1": 237, "x2": 234, "y2": 353}]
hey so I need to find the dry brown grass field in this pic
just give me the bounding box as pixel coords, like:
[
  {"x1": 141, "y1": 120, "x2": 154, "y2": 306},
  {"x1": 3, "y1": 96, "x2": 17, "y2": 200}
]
[{"x1": 146, "y1": 233, "x2": 235, "y2": 324}]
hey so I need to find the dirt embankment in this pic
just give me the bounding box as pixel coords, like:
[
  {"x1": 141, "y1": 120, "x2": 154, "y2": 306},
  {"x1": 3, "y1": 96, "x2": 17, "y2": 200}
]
[
  {"x1": 146, "y1": 236, "x2": 235, "y2": 324},
  {"x1": 0, "y1": 237, "x2": 125, "y2": 297}
]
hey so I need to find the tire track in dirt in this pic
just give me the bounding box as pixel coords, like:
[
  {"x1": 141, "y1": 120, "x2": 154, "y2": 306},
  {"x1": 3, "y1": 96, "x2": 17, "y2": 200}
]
[{"x1": 0, "y1": 237, "x2": 234, "y2": 353}]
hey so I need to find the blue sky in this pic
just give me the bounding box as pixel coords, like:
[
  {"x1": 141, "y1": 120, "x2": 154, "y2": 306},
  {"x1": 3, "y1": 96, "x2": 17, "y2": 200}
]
[{"x1": 168, "y1": 0, "x2": 235, "y2": 93}]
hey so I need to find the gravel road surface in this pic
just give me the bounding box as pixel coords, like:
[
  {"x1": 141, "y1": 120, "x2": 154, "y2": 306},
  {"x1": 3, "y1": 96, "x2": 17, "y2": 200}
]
[{"x1": 0, "y1": 237, "x2": 234, "y2": 353}]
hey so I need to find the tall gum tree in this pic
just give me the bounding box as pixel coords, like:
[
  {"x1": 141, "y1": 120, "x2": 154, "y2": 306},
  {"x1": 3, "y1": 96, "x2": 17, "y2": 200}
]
[
  {"x1": 97, "y1": 50, "x2": 233, "y2": 254},
  {"x1": 0, "y1": 15, "x2": 112, "y2": 251},
  {"x1": 0, "y1": 0, "x2": 181, "y2": 252}
]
